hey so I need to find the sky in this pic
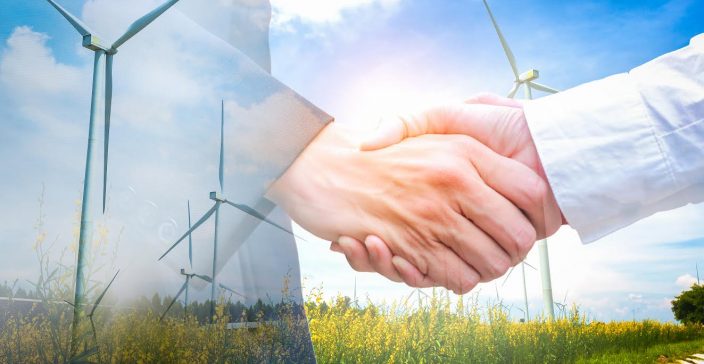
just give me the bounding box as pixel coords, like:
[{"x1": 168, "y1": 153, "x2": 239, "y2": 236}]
[
  {"x1": 0, "y1": 0, "x2": 703, "y2": 322},
  {"x1": 267, "y1": 0, "x2": 704, "y2": 322}
]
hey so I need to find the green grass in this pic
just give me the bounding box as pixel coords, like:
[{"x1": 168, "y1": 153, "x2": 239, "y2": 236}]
[{"x1": 577, "y1": 337, "x2": 704, "y2": 363}]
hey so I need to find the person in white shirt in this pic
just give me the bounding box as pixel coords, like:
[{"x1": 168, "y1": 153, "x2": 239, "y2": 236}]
[{"x1": 326, "y1": 33, "x2": 704, "y2": 290}]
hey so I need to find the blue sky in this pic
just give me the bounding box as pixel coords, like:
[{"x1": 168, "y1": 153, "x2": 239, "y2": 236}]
[
  {"x1": 0, "y1": 0, "x2": 703, "y2": 322},
  {"x1": 266, "y1": 0, "x2": 704, "y2": 322}
]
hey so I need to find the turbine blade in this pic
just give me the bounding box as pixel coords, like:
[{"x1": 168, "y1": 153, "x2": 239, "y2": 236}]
[
  {"x1": 219, "y1": 283, "x2": 246, "y2": 298},
  {"x1": 111, "y1": 0, "x2": 180, "y2": 50},
  {"x1": 46, "y1": 0, "x2": 95, "y2": 37},
  {"x1": 528, "y1": 81, "x2": 559, "y2": 94},
  {"x1": 482, "y1": 0, "x2": 519, "y2": 79},
  {"x1": 523, "y1": 261, "x2": 537, "y2": 271},
  {"x1": 89, "y1": 269, "x2": 119, "y2": 317},
  {"x1": 507, "y1": 83, "x2": 520, "y2": 99},
  {"x1": 187, "y1": 200, "x2": 193, "y2": 268},
  {"x1": 102, "y1": 54, "x2": 114, "y2": 214},
  {"x1": 223, "y1": 201, "x2": 298, "y2": 238},
  {"x1": 502, "y1": 266, "x2": 515, "y2": 286},
  {"x1": 160, "y1": 281, "x2": 188, "y2": 321},
  {"x1": 194, "y1": 274, "x2": 213, "y2": 283},
  {"x1": 219, "y1": 100, "x2": 225, "y2": 193},
  {"x1": 159, "y1": 204, "x2": 217, "y2": 261},
  {"x1": 697, "y1": 263, "x2": 700, "y2": 284}
]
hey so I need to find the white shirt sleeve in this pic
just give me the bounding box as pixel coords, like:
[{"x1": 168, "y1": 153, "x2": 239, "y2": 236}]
[{"x1": 523, "y1": 33, "x2": 704, "y2": 243}]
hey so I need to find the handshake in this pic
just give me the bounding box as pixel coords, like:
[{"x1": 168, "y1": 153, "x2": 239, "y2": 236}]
[{"x1": 269, "y1": 94, "x2": 564, "y2": 294}]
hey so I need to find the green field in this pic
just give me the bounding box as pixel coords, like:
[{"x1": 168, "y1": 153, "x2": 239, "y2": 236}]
[{"x1": 2, "y1": 289, "x2": 703, "y2": 363}]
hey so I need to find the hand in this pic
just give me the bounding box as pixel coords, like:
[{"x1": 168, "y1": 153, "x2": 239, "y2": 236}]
[
  {"x1": 269, "y1": 122, "x2": 547, "y2": 293},
  {"x1": 331, "y1": 94, "x2": 564, "y2": 289}
]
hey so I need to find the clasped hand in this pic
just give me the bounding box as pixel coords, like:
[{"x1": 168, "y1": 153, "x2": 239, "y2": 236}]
[{"x1": 269, "y1": 94, "x2": 563, "y2": 294}]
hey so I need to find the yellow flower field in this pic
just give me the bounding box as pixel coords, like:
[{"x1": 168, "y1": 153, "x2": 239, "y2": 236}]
[{"x1": 2, "y1": 289, "x2": 702, "y2": 363}]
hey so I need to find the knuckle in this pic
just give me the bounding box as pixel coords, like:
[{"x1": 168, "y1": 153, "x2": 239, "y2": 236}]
[
  {"x1": 524, "y1": 174, "x2": 549, "y2": 207},
  {"x1": 512, "y1": 225, "x2": 537, "y2": 258},
  {"x1": 489, "y1": 255, "x2": 512, "y2": 280},
  {"x1": 458, "y1": 274, "x2": 479, "y2": 294}
]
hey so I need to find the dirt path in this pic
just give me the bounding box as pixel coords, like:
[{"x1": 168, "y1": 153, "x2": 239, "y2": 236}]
[{"x1": 680, "y1": 353, "x2": 704, "y2": 363}]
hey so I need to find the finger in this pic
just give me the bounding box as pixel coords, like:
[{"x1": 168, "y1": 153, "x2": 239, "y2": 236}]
[
  {"x1": 424, "y1": 243, "x2": 481, "y2": 294},
  {"x1": 337, "y1": 236, "x2": 374, "y2": 272},
  {"x1": 464, "y1": 93, "x2": 524, "y2": 108},
  {"x1": 391, "y1": 256, "x2": 435, "y2": 288},
  {"x1": 364, "y1": 235, "x2": 403, "y2": 283},
  {"x1": 329, "y1": 241, "x2": 343, "y2": 253},
  {"x1": 470, "y1": 140, "x2": 561, "y2": 240},
  {"x1": 440, "y1": 211, "x2": 516, "y2": 281}
]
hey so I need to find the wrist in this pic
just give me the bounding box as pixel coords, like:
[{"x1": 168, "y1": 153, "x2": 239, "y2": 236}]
[{"x1": 267, "y1": 123, "x2": 373, "y2": 240}]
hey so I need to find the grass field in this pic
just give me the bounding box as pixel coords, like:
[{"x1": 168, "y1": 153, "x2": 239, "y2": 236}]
[
  {"x1": 576, "y1": 337, "x2": 704, "y2": 363},
  {"x1": 2, "y1": 289, "x2": 702, "y2": 363}
]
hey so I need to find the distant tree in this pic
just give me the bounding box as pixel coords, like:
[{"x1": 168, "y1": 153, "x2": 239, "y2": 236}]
[{"x1": 672, "y1": 284, "x2": 704, "y2": 324}]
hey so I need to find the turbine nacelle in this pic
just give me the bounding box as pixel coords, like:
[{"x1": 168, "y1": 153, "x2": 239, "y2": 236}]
[
  {"x1": 209, "y1": 191, "x2": 227, "y2": 203},
  {"x1": 518, "y1": 69, "x2": 539, "y2": 83},
  {"x1": 81, "y1": 34, "x2": 108, "y2": 52}
]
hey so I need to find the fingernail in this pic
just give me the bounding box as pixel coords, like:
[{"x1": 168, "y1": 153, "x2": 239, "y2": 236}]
[
  {"x1": 337, "y1": 236, "x2": 356, "y2": 247},
  {"x1": 364, "y1": 237, "x2": 378, "y2": 259}
]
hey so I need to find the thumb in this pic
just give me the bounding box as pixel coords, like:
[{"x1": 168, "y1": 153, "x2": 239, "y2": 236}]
[
  {"x1": 360, "y1": 103, "x2": 516, "y2": 152},
  {"x1": 359, "y1": 116, "x2": 410, "y2": 151}
]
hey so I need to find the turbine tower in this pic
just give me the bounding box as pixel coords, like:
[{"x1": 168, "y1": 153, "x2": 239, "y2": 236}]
[
  {"x1": 502, "y1": 259, "x2": 537, "y2": 321},
  {"x1": 159, "y1": 100, "x2": 299, "y2": 322},
  {"x1": 482, "y1": 0, "x2": 558, "y2": 320},
  {"x1": 45, "y1": 0, "x2": 181, "y2": 354},
  {"x1": 185, "y1": 201, "x2": 193, "y2": 312}
]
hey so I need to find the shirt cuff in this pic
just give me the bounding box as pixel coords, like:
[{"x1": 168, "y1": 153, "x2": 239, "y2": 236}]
[{"x1": 523, "y1": 73, "x2": 679, "y2": 243}]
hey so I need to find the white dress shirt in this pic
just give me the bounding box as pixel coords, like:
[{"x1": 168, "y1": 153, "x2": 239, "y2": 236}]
[{"x1": 524, "y1": 34, "x2": 704, "y2": 243}]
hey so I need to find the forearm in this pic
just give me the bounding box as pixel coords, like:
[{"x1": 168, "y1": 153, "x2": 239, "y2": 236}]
[{"x1": 524, "y1": 33, "x2": 704, "y2": 242}]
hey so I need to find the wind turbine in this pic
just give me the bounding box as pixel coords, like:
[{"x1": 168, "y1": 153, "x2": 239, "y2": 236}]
[
  {"x1": 158, "y1": 100, "x2": 299, "y2": 321},
  {"x1": 481, "y1": 0, "x2": 559, "y2": 99},
  {"x1": 160, "y1": 269, "x2": 217, "y2": 321},
  {"x1": 403, "y1": 288, "x2": 430, "y2": 308},
  {"x1": 45, "y1": 0, "x2": 182, "y2": 353},
  {"x1": 482, "y1": 0, "x2": 558, "y2": 320},
  {"x1": 160, "y1": 270, "x2": 247, "y2": 322},
  {"x1": 554, "y1": 290, "x2": 569, "y2": 318},
  {"x1": 502, "y1": 260, "x2": 537, "y2": 321}
]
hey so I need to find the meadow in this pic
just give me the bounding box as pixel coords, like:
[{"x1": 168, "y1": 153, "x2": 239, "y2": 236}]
[
  {"x1": 1, "y1": 289, "x2": 703, "y2": 363},
  {"x1": 2, "y1": 193, "x2": 702, "y2": 363}
]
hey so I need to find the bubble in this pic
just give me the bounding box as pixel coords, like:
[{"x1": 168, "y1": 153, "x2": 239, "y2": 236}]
[{"x1": 158, "y1": 218, "x2": 179, "y2": 243}]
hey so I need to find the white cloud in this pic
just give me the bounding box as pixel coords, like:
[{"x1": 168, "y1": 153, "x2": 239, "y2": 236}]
[
  {"x1": 0, "y1": 26, "x2": 83, "y2": 96},
  {"x1": 676, "y1": 274, "x2": 698, "y2": 289},
  {"x1": 271, "y1": 0, "x2": 400, "y2": 29}
]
